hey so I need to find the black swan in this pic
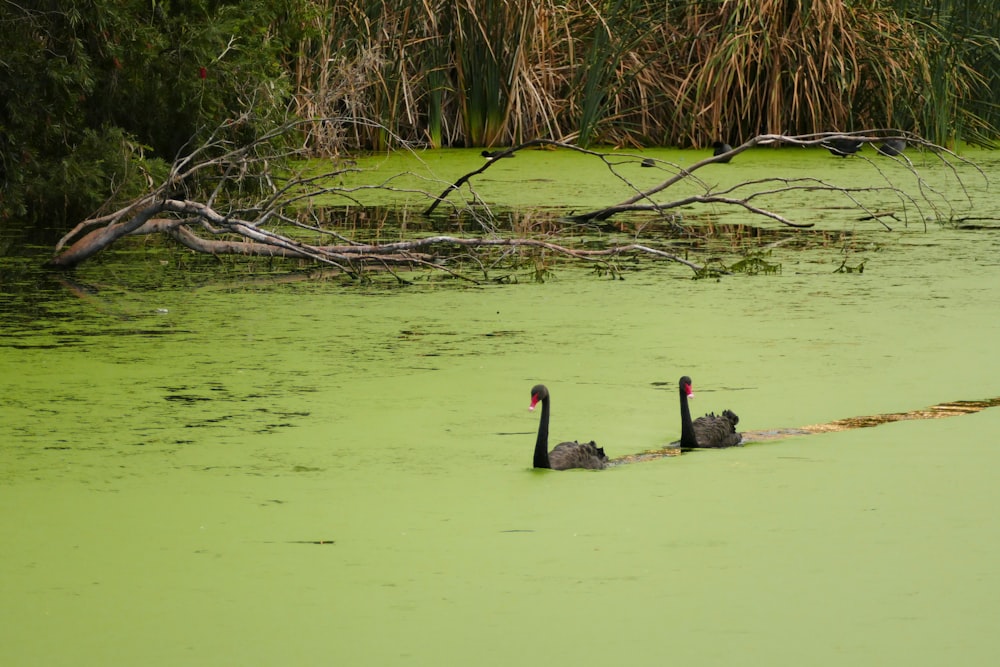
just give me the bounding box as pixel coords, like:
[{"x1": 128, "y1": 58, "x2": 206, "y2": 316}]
[
  {"x1": 822, "y1": 137, "x2": 863, "y2": 157},
  {"x1": 712, "y1": 141, "x2": 733, "y2": 163},
  {"x1": 678, "y1": 376, "x2": 742, "y2": 448},
  {"x1": 529, "y1": 384, "x2": 608, "y2": 470},
  {"x1": 876, "y1": 138, "x2": 906, "y2": 156}
]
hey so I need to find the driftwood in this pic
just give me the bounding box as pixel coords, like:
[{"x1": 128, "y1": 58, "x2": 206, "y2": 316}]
[{"x1": 47, "y1": 122, "x2": 982, "y2": 282}]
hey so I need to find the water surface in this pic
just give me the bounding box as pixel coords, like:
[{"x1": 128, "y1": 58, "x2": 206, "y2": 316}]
[{"x1": 2, "y1": 147, "x2": 999, "y2": 666}]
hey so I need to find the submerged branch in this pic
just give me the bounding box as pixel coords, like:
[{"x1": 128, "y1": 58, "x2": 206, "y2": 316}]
[
  {"x1": 569, "y1": 132, "x2": 973, "y2": 223},
  {"x1": 51, "y1": 208, "x2": 704, "y2": 281}
]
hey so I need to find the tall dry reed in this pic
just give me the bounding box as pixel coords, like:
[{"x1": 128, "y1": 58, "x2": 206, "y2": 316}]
[{"x1": 290, "y1": 0, "x2": 997, "y2": 152}]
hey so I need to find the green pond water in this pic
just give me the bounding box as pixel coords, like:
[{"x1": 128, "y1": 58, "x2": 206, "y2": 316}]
[{"x1": 2, "y1": 147, "x2": 1000, "y2": 666}]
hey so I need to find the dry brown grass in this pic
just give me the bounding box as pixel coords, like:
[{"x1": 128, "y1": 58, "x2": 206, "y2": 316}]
[{"x1": 289, "y1": 0, "x2": 992, "y2": 153}]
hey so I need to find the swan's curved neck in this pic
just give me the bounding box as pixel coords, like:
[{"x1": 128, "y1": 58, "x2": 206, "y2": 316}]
[
  {"x1": 534, "y1": 396, "x2": 552, "y2": 469},
  {"x1": 679, "y1": 384, "x2": 697, "y2": 447}
]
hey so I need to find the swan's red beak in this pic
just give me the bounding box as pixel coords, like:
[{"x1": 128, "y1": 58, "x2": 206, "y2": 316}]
[
  {"x1": 685, "y1": 384, "x2": 694, "y2": 399},
  {"x1": 529, "y1": 394, "x2": 541, "y2": 411}
]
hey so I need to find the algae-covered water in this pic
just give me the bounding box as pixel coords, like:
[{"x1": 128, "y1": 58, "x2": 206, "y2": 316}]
[{"x1": 2, "y1": 147, "x2": 1000, "y2": 666}]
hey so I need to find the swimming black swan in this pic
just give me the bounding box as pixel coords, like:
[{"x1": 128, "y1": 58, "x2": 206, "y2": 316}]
[
  {"x1": 678, "y1": 376, "x2": 742, "y2": 448},
  {"x1": 822, "y1": 137, "x2": 863, "y2": 157},
  {"x1": 712, "y1": 141, "x2": 733, "y2": 163},
  {"x1": 529, "y1": 384, "x2": 608, "y2": 470}
]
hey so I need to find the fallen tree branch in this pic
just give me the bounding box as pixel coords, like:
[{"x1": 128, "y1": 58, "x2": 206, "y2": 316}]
[
  {"x1": 46, "y1": 122, "x2": 982, "y2": 282},
  {"x1": 52, "y1": 210, "x2": 704, "y2": 281}
]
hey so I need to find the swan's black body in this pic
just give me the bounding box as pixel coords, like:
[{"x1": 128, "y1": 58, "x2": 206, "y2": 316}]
[
  {"x1": 529, "y1": 385, "x2": 608, "y2": 470},
  {"x1": 678, "y1": 376, "x2": 742, "y2": 449}
]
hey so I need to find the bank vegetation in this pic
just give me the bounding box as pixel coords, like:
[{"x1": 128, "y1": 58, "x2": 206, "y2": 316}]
[{"x1": 2, "y1": 0, "x2": 997, "y2": 256}]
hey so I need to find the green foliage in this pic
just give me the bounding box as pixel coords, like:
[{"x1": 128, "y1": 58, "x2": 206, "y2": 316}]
[
  {"x1": 90, "y1": 0, "x2": 297, "y2": 158},
  {"x1": 451, "y1": 0, "x2": 531, "y2": 147},
  {"x1": 0, "y1": 0, "x2": 307, "y2": 228},
  {"x1": 729, "y1": 252, "x2": 781, "y2": 276},
  {"x1": 39, "y1": 127, "x2": 169, "y2": 225},
  {"x1": 691, "y1": 251, "x2": 781, "y2": 280},
  {"x1": 887, "y1": 0, "x2": 1000, "y2": 146},
  {"x1": 834, "y1": 258, "x2": 866, "y2": 274},
  {"x1": 572, "y1": 0, "x2": 654, "y2": 147},
  {"x1": 691, "y1": 258, "x2": 731, "y2": 281}
]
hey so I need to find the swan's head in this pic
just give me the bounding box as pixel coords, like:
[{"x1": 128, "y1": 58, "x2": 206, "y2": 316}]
[
  {"x1": 529, "y1": 384, "x2": 548, "y2": 411},
  {"x1": 680, "y1": 376, "x2": 694, "y2": 398}
]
